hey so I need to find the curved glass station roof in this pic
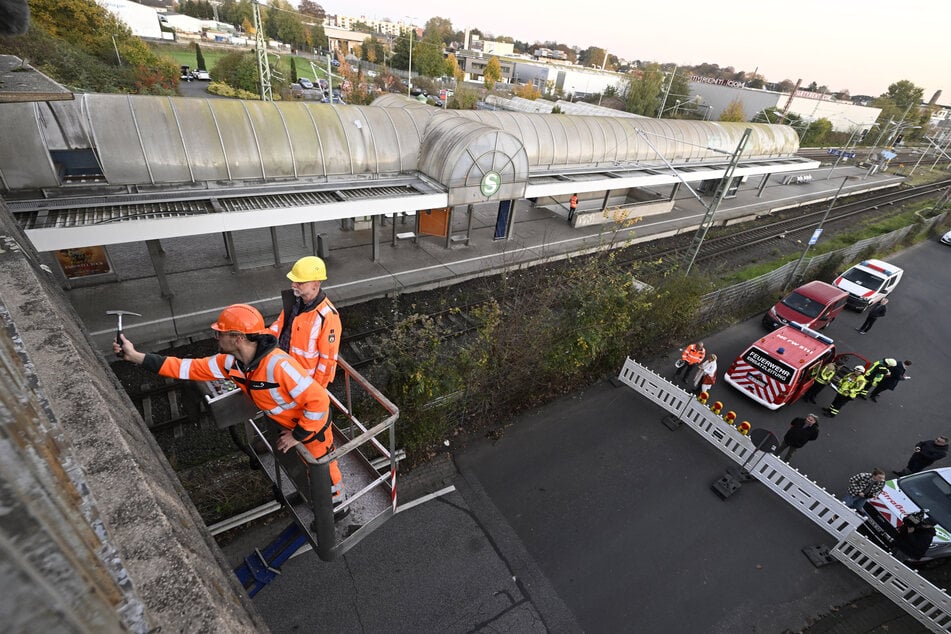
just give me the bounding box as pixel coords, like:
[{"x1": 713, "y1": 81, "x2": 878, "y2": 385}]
[{"x1": 0, "y1": 93, "x2": 816, "y2": 250}]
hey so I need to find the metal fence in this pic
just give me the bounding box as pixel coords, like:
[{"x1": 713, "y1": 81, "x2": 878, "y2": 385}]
[{"x1": 617, "y1": 357, "x2": 951, "y2": 633}]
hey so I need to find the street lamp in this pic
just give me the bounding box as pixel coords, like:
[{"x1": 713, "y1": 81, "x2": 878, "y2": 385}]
[
  {"x1": 402, "y1": 19, "x2": 416, "y2": 97},
  {"x1": 783, "y1": 175, "x2": 857, "y2": 290}
]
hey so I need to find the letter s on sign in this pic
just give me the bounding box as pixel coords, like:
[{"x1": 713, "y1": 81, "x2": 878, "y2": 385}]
[{"x1": 480, "y1": 171, "x2": 501, "y2": 198}]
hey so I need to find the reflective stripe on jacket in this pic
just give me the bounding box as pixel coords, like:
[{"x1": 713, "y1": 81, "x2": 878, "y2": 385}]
[
  {"x1": 681, "y1": 344, "x2": 705, "y2": 365},
  {"x1": 270, "y1": 289, "x2": 342, "y2": 387},
  {"x1": 811, "y1": 362, "x2": 836, "y2": 385},
  {"x1": 836, "y1": 374, "x2": 867, "y2": 399},
  {"x1": 153, "y1": 346, "x2": 333, "y2": 459}
]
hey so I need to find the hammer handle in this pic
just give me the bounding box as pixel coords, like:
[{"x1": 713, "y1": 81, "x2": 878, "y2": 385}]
[{"x1": 116, "y1": 330, "x2": 124, "y2": 358}]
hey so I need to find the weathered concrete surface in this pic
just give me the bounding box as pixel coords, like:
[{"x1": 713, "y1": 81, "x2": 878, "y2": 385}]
[{"x1": 0, "y1": 201, "x2": 266, "y2": 632}]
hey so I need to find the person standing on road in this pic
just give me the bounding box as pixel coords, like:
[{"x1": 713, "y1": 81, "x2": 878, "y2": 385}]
[
  {"x1": 823, "y1": 366, "x2": 866, "y2": 417},
  {"x1": 894, "y1": 436, "x2": 949, "y2": 476},
  {"x1": 269, "y1": 256, "x2": 342, "y2": 388},
  {"x1": 673, "y1": 341, "x2": 705, "y2": 382},
  {"x1": 802, "y1": 357, "x2": 836, "y2": 404},
  {"x1": 775, "y1": 413, "x2": 820, "y2": 461},
  {"x1": 869, "y1": 360, "x2": 911, "y2": 402},
  {"x1": 695, "y1": 354, "x2": 718, "y2": 394},
  {"x1": 857, "y1": 298, "x2": 888, "y2": 334},
  {"x1": 568, "y1": 193, "x2": 578, "y2": 223},
  {"x1": 843, "y1": 469, "x2": 887, "y2": 515},
  {"x1": 859, "y1": 358, "x2": 895, "y2": 399}
]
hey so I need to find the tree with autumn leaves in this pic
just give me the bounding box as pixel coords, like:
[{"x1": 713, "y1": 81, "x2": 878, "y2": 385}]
[{"x1": 1, "y1": 0, "x2": 178, "y2": 93}]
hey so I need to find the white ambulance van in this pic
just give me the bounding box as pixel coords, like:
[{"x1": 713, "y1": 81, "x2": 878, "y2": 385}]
[
  {"x1": 833, "y1": 259, "x2": 903, "y2": 311},
  {"x1": 863, "y1": 468, "x2": 951, "y2": 563},
  {"x1": 724, "y1": 322, "x2": 868, "y2": 410}
]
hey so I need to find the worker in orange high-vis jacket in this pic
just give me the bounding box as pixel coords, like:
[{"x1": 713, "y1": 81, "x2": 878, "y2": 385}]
[
  {"x1": 114, "y1": 303, "x2": 342, "y2": 497},
  {"x1": 269, "y1": 256, "x2": 341, "y2": 388},
  {"x1": 673, "y1": 340, "x2": 706, "y2": 383}
]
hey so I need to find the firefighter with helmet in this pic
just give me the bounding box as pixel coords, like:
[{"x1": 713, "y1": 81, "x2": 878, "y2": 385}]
[
  {"x1": 859, "y1": 358, "x2": 896, "y2": 399},
  {"x1": 823, "y1": 365, "x2": 867, "y2": 417},
  {"x1": 269, "y1": 256, "x2": 342, "y2": 388},
  {"x1": 114, "y1": 303, "x2": 343, "y2": 497}
]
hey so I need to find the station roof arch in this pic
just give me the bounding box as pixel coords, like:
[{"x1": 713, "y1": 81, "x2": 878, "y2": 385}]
[{"x1": 0, "y1": 93, "x2": 818, "y2": 251}]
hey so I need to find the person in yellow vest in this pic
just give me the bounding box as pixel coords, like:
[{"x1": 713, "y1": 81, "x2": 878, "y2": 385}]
[
  {"x1": 114, "y1": 303, "x2": 343, "y2": 499},
  {"x1": 802, "y1": 358, "x2": 836, "y2": 404},
  {"x1": 823, "y1": 366, "x2": 866, "y2": 417},
  {"x1": 269, "y1": 256, "x2": 342, "y2": 388},
  {"x1": 568, "y1": 193, "x2": 578, "y2": 222}
]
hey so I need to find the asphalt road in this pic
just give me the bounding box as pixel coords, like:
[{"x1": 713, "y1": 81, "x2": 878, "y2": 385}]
[{"x1": 220, "y1": 238, "x2": 950, "y2": 632}]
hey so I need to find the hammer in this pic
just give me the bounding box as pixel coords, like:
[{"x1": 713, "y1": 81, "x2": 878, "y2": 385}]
[{"x1": 107, "y1": 310, "x2": 141, "y2": 358}]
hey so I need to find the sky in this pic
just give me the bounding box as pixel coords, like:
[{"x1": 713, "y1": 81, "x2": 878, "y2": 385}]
[{"x1": 324, "y1": 0, "x2": 948, "y2": 100}]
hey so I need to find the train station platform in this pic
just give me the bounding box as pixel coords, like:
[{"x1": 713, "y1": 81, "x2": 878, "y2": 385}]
[{"x1": 70, "y1": 164, "x2": 904, "y2": 353}]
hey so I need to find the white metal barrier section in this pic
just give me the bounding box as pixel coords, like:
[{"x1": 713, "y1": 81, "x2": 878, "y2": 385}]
[{"x1": 618, "y1": 357, "x2": 951, "y2": 632}]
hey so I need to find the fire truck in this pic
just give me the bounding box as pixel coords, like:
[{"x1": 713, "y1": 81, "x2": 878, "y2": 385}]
[{"x1": 724, "y1": 321, "x2": 868, "y2": 410}]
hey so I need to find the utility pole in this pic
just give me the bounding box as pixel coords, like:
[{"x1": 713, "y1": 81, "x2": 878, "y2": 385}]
[
  {"x1": 656, "y1": 65, "x2": 677, "y2": 119},
  {"x1": 406, "y1": 26, "x2": 413, "y2": 97},
  {"x1": 252, "y1": 0, "x2": 272, "y2": 101},
  {"x1": 683, "y1": 129, "x2": 752, "y2": 274}
]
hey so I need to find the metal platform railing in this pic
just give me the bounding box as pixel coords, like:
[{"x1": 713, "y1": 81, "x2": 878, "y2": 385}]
[{"x1": 617, "y1": 356, "x2": 951, "y2": 632}]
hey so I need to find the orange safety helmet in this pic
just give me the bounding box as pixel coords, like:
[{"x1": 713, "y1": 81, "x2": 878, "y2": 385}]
[{"x1": 210, "y1": 303, "x2": 268, "y2": 334}]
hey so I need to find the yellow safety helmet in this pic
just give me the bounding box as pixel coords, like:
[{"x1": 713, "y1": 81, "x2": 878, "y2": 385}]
[
  {"x1": 210, "y1": 304, "x2": 268, "y2": 334},
  {"x1": 287, "y1": 256, "x2": 327, "y2": 283}
]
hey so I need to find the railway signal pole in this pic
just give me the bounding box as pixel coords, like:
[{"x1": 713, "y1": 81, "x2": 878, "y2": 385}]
[
  {"x1": 683, "y1": 128, "x2": 752, "y2": 275},
  {"x1": 782, "y1": 175, "x2": 856, "y2": 291}
]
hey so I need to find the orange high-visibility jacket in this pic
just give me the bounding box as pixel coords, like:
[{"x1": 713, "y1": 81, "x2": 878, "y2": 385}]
[
  {"x1": 270, "y1": 289, "x2": 341, "y2": 387},
  {"x1": 681, "y1": 344, "x2": 706, "y2": 365},
  {"x1": 144, "y1": 343, "x2": 332, "y2": 459}
]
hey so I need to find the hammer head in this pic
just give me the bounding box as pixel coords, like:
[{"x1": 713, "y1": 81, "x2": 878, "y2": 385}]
[
  {"x1": 107, "y1": 310, "x2": 140, "y2": 359},
  {"x1": 106, "y1": 309, "x2": 141, "y2": 329}
]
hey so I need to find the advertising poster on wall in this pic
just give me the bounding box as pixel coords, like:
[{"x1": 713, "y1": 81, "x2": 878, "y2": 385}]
[{"x1": 55, "y1": 246, "x2": 112, "y2": 278}]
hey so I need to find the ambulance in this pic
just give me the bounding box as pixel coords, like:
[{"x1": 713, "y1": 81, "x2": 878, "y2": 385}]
[
  {"x1": 832, "y1": 259, "x2": 904, "y2": 311},
  {"x1": 724, "y1": 322, "x2": 867, "y2": 410},
  {"x1": 862, "y1": 468, "x2": 951, "y2": 563}
]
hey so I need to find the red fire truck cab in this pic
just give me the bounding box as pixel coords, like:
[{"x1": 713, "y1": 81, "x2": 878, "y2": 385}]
[{"x1": 724, "y1": 322, "x2": 868, "y2": 410}]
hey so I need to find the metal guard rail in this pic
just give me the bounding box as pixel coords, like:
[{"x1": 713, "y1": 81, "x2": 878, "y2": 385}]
[
  {"x1": 247, "y1": 356, "x2": 399, "y2": 562},
  {"x1": 618, "y1": 356, "x2": 951, "y2": 633}
]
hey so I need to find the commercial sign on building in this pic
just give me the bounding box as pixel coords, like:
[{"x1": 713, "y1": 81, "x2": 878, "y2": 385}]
[
  {"x1": 794, "y1": 90, "x2": 834, "y2": 101},
  {"x1": 690, "y1": 75, "x2": 746, "y2": 89}
]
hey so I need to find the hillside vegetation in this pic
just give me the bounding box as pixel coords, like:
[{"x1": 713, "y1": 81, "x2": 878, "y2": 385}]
[{"x1": 0, "y1": 0, "x2": 178, "y2": 93}]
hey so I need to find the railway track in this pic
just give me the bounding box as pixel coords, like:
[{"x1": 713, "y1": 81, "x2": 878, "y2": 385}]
[{"x1": 123, "y1": 176, "x2": 949, "y2": 528}]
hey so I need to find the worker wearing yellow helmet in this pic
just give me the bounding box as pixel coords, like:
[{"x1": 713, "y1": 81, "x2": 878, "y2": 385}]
[
  {"x1": 115, "y1": 303, "x2": 343, "y2": 500},
  {"x1": 269, "y1": 256, "x2": 342, "y2": 388}
]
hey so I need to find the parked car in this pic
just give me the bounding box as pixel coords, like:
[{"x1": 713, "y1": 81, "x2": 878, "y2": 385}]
[
  {"x1": 366, "y1": 70, "x2": 378, "y2": 78},
  {"x1": 863, "y1": 468, "x2": 951, "y2": 563},
  {"x1": 179, "y1": 66, "x2": 193, "y2": 81},
  {"x1": 940, "y1": 229, "x2": 951, "y2": 246},
  {"x1": 832, "y1": 259, "x2": 904, "y2": 311},
  {"x1": 330, "y1": 58, "x2": 341, "y2": 67},
  {"x1": 194, "y1": 69, "x2": 211, "y2": 81},
  {"x1": 762, "y1": 281, "x2": 849, "y2": 331},
  {"x1": 298, "y1": 77, "x2": 314, "y2": 89}
]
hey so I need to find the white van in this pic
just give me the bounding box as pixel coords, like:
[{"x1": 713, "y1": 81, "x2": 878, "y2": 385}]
[
  {"x1": 863, "y1": 468, "x2": 951, "y2": 563},
  {"x1": 833, "y1": 259, "x2": 903, "y2": 311}
]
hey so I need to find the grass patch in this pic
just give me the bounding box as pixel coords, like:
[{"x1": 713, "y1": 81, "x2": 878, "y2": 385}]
[{"x1": 149, "y1": 42, "x2": 338, "y2": 85}]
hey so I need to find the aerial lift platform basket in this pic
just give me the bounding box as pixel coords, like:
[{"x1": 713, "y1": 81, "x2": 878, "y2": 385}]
[{"x1": 199, "y1": 357, "x2": 399, "y2": 595}]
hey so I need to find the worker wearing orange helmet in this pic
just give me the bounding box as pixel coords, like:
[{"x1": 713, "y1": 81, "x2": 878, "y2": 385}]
[
  {"x1": 269, "y1": 256, "x2": 342, "y2": 388},
  {"x1": 114, "y1": 303, "x2": 342, "y2": 492}
]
